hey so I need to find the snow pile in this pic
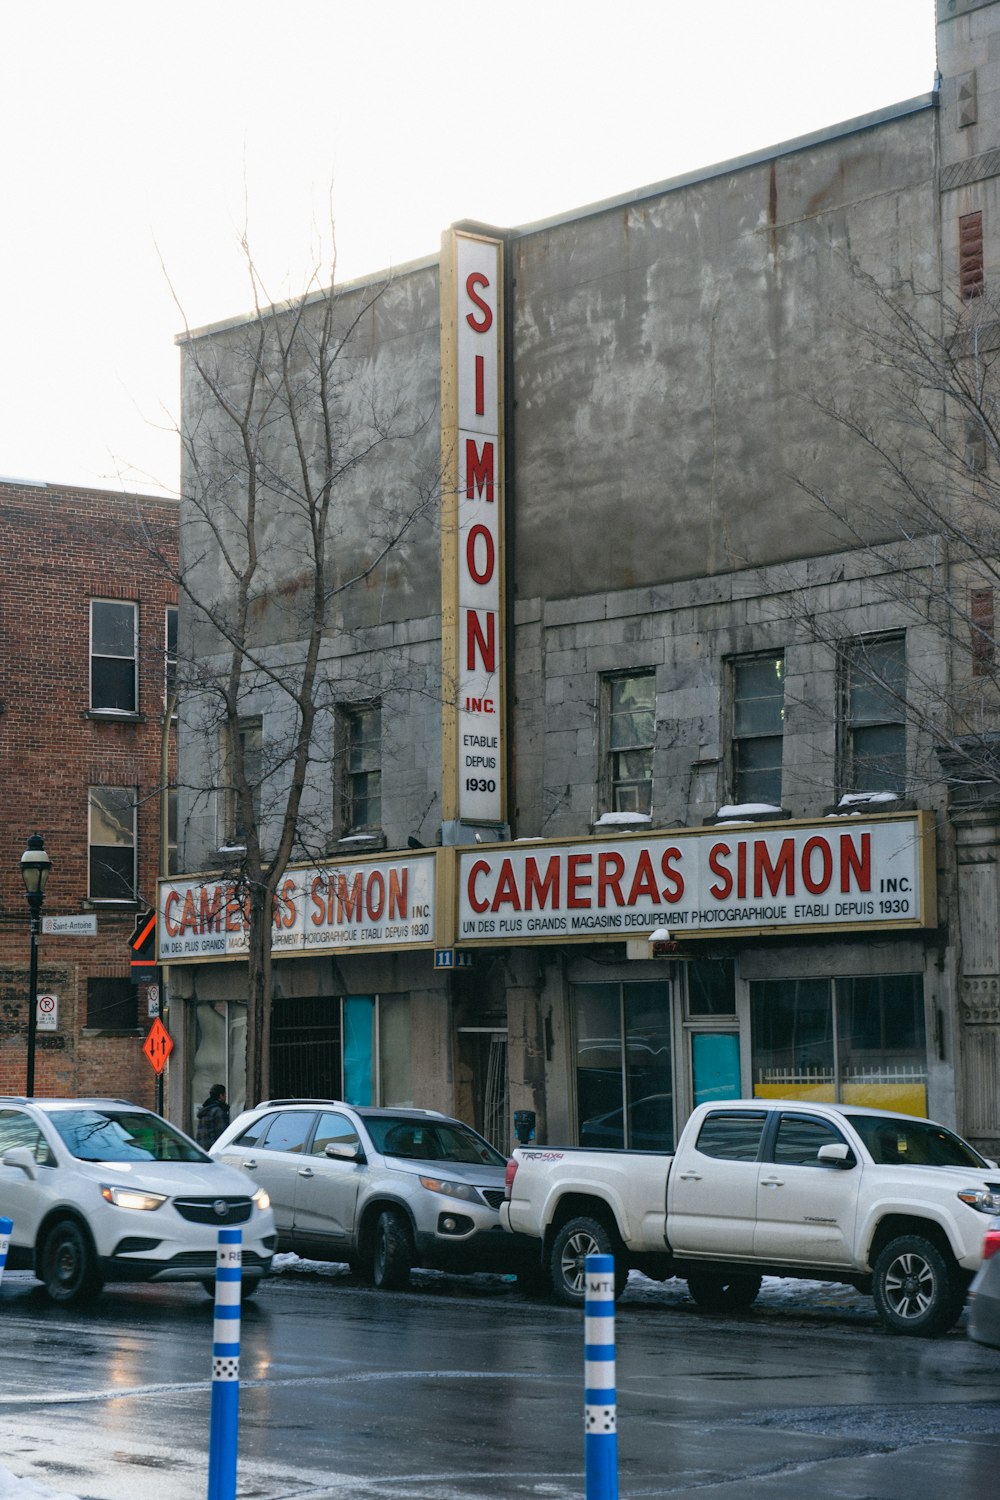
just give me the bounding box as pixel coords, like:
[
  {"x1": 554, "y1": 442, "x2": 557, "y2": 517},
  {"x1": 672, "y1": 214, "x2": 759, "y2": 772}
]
[{"x1": 0, "y1": 1471, "x2": 80, "y2": 1500}]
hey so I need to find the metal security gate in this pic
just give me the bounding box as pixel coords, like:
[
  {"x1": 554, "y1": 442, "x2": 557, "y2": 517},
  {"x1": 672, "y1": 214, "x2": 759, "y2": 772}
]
[{"x1": 270, "y1": 995, "x2": 342, "y2": 1099}]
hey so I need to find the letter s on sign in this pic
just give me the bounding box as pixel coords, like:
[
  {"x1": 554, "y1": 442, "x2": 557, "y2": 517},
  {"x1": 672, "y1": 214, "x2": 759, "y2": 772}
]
[{"x1": 465, "y1": 272, "x2": 493, "y2": 333}]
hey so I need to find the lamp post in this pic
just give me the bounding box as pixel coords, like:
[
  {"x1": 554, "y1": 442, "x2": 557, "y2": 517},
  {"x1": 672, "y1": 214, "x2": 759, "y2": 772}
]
[{"x1": 20, "y1": 833, "x2": 52, "y2": 1098}]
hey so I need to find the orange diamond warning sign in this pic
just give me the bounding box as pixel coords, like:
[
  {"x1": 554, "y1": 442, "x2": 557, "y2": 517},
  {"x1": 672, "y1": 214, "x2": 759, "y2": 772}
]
[{"x1": 143, "y1": 1018, "x2": 173, "y2": 1075}]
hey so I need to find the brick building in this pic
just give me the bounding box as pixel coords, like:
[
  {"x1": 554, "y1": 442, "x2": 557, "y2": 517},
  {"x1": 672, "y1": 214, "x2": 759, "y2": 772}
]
[{"x1": 0, "y1": 480, "x2": 177, "y2": 1102}]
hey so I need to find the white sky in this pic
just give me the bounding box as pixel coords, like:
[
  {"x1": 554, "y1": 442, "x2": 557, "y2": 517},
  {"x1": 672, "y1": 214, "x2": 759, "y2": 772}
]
[{"x1": 0, "y1": 0, "x2": 936, "y2": 497}]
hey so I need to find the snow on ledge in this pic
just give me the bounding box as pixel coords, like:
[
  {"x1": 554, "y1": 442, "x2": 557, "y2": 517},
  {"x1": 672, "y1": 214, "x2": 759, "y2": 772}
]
[{"x1": 593, "y1": 811, "x2": 652, "y2": 825}]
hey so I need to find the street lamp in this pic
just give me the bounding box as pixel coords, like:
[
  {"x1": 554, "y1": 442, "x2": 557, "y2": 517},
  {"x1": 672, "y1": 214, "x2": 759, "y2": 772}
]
[{"x1": 20, "y1": 833, "x2": 52, "y2": 1098}]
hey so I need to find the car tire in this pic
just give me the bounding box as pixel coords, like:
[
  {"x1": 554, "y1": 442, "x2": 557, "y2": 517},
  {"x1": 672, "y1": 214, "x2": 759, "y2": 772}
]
[
  {"x1": 872, "y1": 1233, "x2": 965, "y2": 1337},
  {"x1": 548, "y1": 1216, "x2": 628, "y2": 1307},
  {"x1": 41, "y1": 1218, "x2": 103, "y2": 1306},
  {"x1": 686, "y1": 1271, "x2": 762, "y2": 1313},
  {"x1": 372, "y1": 1209, "x2": 413, "y2": 1291}
]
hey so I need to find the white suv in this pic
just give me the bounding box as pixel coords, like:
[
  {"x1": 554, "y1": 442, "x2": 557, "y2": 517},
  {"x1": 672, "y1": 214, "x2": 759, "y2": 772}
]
[
  {"x1": 212, "y1": 1100, "x2": 536, "y2": 1288},
  {"x1": 0, "y1": 1097, "x2": 276, "y2": 1304}
]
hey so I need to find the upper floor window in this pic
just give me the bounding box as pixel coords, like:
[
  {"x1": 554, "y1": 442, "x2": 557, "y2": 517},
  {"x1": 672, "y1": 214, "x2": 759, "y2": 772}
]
[
  {"x1": 165, "y1": 606, "x2": 178, "y2": 710},
  {"x1": 167, "y1": 787, "x2": 179, "y2": 876},
  {"x1": 90, "y1": 600, "x2": 137, "y2": 713},
  {"x1": 343, "y1": 703, "x2": 381, "y2": 831},
  {"x1": 89, "y1": 785, "x2": 136, "y2": 900},
  {"x1": 730, "y1": 654, "x2": 784, "y2": 805},
  {"x1": 603, "y1": 672, "x2": 655, "y2": 814},
  {"x1": 224, "y1": 718, "x2": 262, "y2": 845},
  {"x1": 86, "y1": 978, "x2": 137, "y2": 1032},
  {"x1": 842, "y1": 635, "x2": 906, "y2": 795}
]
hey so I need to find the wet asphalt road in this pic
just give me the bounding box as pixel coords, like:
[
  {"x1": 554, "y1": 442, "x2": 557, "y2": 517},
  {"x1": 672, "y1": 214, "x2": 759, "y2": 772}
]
[{"x1": 0, "y1": 1264, "x2": 999, "y2": 1499}]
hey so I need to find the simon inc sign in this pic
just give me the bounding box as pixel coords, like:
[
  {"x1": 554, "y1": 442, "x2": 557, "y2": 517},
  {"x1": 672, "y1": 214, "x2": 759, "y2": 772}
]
[
  {"x1": 455, "y1": 813, "x2": 936, "y2": 944},
  {"x1": 157, "y1": 815, "x2": 934, "y2": 963}
]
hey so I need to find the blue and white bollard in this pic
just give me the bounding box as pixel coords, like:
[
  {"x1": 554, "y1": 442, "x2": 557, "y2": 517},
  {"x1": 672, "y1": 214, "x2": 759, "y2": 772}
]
[
  {"x1": 207, "y1": 1227, "x2": 242, "y2": 1500},
  {"x1": 0, "y1": 1217, "x2": 11, "y2": 1290},
  {"x1": 584, "y1": 1252, "x2": 619, "y2": 1500}
]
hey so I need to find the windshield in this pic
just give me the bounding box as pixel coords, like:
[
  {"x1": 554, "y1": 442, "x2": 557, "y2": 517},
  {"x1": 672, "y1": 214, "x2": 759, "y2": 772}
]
[
  {"x1": 48, "y1": 1109, "x2": 208, "y2": 1163},
  {"x1": 363, "y1": 1116, "x2": 506, "y2": 1167},
  {"x1": 846, "y1": 1114, "x2": 989, "y2": 1169}
]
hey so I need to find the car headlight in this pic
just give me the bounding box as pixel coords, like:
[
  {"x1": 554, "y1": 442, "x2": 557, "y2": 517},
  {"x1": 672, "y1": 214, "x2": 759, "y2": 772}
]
[
  {"x1": 958, "y1": 1187, "x2": 1000, "y2": 1214},
  {"x1": 419, "y1": 1175, "x2": 480, "y2": 1203},
  {"x1": 100, "y1": 1184, "x2": 167, "y2": 1211},
  {"x1": 252, "y1": 1186, "x2": 271, "y2": 1212}
]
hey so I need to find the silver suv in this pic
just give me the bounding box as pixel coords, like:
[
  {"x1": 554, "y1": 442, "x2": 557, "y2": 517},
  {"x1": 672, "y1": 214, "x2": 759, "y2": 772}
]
[
  {"x1": 211, "y1": 1100, "x2": 534, "y2": 1289},
  {"x1": 0, "y1": 1097, "x2": 276, "y2": 1303}
]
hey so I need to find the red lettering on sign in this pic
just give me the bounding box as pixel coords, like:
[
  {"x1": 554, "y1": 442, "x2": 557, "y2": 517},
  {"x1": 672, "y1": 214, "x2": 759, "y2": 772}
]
[
  {"x1": 567, "y1": 854, "x2": 593, "y2": 908},
  {"x1": 465, "y1": 439, "x2": 495, "y2": 502},
  {"x1": 465, "y1": 272, "x2": 493, "y2": 332},
  {"x1": 366, "y1": 871, "x2": 385, "y2": 921},
  {"x1": 709, "y1": 842, "x2": 732, "y2": 900},
  {"x1": 337, "y1": 872, "x2": 364, "y2": 923},
  {"x1": 661, "y1": 847, "x2": 685, "y2": 902},
  {"x1": 598, "y1": 852, "x2": 626, "y2": 906},
  {"x1": 467, "y1": 610, "x2": 496, "y2": 672},
  {"x1": 802, "y1": 836, "x2": 833, "y2": 894},
  {"x1": 474, "y1": 354, "x2": 485, "y2": 415},
  {"x1": 525, "y1": 855, "x2": 560, "y2": 909},
  {"x1": 468, "y1": 859, "x2": 491, "y2": 914},
  {"x1": 466, "y1": 525, "x2": 495, "y2": 585},
  {"x1": 489, "y1": 859, "x2": 521, "y2": 911},
  {"x1": 627, "y1": 849, "x2": 660, "y2": 905},
  {"x1": 841, "y1": 832, "x2": 871, "y2": 891},
  {"x1": 754, "y1": 839, "x2": 795, "y2": 897}
]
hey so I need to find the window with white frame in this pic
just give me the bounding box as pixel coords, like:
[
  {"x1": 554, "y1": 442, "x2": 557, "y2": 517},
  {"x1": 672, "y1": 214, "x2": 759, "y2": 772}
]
[
  {"x1": 730, "y1": 654, "x2": 785, "y2": 805},
  {"x1": 167, "y1": 787, "x2": 178, "y2": 876},
  {"x1": 90, "y1": 600, "x2": 137, "y2": 713},
  {"x1": 224, "y1": 718, "x2": 262, "y2": 845},
  {"x1": 88, "y1": 786, "x2": 136, "y2": 900},
  {"x1": 842, "y1": 635, "x2": 906, "y2": 795},
  {"x1": 602, "y1": 672, "x2": 655, "y2": 814},
  {"x1": 342, "y1": 703, "x2": 381, "y2": 831},
  {"x1": 165, "y1": 606, "x2": 178, "y2": 711}
]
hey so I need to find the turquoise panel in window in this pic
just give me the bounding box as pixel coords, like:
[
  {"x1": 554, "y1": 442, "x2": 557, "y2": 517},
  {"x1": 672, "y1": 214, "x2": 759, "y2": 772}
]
[
  {"x1": 692, "y1": 1032, "x2": 741, "y2": 1106},
  {"x1": 343, "y1": 996, "x2": 374, "y2": 1105}
]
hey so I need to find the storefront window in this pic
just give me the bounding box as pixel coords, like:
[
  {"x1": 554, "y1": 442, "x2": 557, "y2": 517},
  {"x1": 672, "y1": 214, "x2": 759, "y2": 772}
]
[
  {"x1": 343, "y1": 994, "x2": 412, "y2": 1107},
  {"x1": 575, "y1": 982, "x2": 673, "y2": 1151},
  {"x1": 750, "y1": 974, "x2": 926, "y2": 1115}
]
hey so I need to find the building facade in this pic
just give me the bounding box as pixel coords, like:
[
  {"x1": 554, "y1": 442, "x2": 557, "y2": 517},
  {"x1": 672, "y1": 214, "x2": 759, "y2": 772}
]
[
  {"x1": 164, "y1": 0, "x2": 1000, "y2": 1156},
  {"x1": 0, "y1": 480, "x2": 178, "y2": 1103}
]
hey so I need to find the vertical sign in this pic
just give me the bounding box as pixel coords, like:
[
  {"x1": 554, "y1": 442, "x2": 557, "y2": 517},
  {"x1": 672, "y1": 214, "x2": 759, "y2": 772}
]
[{"x1": 441, "y1": 227, "x2": 506, "y2": 829}]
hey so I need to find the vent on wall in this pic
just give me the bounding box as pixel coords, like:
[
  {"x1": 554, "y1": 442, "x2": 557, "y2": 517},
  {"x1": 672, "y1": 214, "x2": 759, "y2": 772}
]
[{"x1": 960, "y1": 210, "x2": 985, "y2": 300}]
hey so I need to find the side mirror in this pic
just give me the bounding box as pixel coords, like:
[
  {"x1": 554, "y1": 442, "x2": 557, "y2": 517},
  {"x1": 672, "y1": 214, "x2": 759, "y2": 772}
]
[
  {"x1": 325, "y1": 1142, "x2": 365, "y2": 1163},
  {"x1": 817, "y1": 1142, "x2": 854, "y2": 1168},
  {"x1": 3, "y1": 1145, "x2": 38, "y2": 1179}
]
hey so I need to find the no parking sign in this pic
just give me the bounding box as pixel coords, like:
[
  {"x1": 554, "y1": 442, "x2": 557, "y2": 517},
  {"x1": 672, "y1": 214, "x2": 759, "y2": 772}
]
[{"x1": 36, "y1": 993, "x2": 58, "y2": 1032}]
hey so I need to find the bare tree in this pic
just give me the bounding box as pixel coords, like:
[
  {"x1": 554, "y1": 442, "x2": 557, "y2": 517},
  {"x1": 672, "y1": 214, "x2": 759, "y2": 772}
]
[
  {"x1": 142, "y1": 235, "x2": 439, "y2": 1106},
  {"x1": 784, "y1": 266, "x2": 1000, "y2": 801}
]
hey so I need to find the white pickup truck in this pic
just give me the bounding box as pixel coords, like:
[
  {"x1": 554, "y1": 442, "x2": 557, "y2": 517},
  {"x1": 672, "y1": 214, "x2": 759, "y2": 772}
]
[{"x1": 501, "y1": 1098, "x2": 1000, "y2": 1335}]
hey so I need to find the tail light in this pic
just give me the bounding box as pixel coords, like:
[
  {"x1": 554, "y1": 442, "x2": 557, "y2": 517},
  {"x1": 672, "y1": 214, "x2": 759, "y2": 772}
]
[
  {"x1": 982, "y1": 1227, "x2": 1000, "y2": 1261},
  {"x1": 504, "y1": 1157, "x2": 518, "y2": 1201}
]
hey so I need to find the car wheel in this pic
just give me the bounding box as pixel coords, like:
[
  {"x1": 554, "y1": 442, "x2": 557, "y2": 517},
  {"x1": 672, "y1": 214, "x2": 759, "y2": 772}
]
[
  {"x1": 686, "y1": 1271, "x2": 762, "y2": 1312},
  {"x1": 372, "y1": 1209, "x2": 413, "y2": 1291},
  {"x1": 41, "y1": 1218, "x2": 103, "y2": 1305},
  {"x1": 872, "y1": 1234, "x2": 965, "y2": 1337},
  {"x1": 548, "y1": 1216, "x2": 627, "y2": 1307}
]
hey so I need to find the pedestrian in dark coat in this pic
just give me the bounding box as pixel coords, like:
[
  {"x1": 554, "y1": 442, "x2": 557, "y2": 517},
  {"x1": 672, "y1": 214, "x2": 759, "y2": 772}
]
[{"x1": 196, "y1": 1084, "x2": 230, "y2": 1148}]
